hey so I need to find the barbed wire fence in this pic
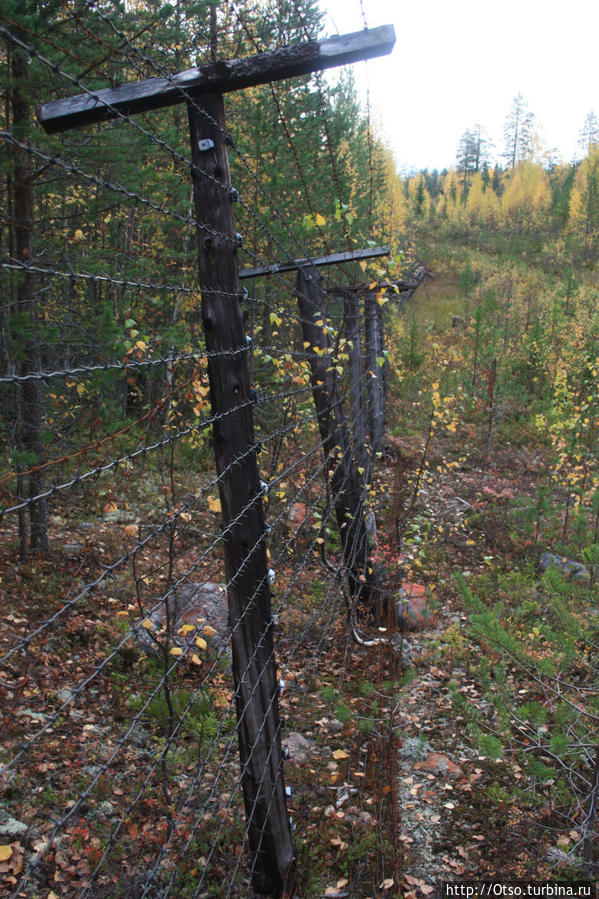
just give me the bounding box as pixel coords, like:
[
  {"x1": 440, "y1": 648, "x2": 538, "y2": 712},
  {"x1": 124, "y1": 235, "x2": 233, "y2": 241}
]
[{"x1": 0, "y1": 3, "x2": 423, "y2": 895}]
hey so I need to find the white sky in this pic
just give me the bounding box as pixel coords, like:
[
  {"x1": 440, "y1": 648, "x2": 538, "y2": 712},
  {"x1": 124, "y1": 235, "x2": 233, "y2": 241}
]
[{"x1": 320, "y1": 0, "x2": 599, "y2": 173}]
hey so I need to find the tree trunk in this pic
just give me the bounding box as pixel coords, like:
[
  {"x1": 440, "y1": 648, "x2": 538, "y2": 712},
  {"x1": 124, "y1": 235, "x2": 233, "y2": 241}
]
[{"x1": 11, "y1": 43, "x2": 48, "y2": 554}]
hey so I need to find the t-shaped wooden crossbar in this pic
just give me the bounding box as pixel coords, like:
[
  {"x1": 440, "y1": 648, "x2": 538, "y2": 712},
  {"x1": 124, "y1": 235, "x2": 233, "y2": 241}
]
[
  {"x1": 38, "y1": 25, "x2": 395, "y2": 132},
  {"x1": 38, "y1": 25, "x2": 395, "y2": 896}
]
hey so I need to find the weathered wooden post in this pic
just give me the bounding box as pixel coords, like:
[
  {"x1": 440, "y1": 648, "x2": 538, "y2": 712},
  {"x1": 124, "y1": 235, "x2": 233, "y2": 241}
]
[
  {"x1": 188, "y1": 93, "x2": 294, "y2": 894},
  {"x1": 342, "y1": 288, "x2": 368, "y2": 479},
  {"x1": 39, "y1": 24, "x2": 395, "y2": 893},
  {"x1": 296, "y1": 266, "x2": 377, "y2": 608},
  {"x1": 241, "y1": 250, "x2": 391, "y2": 490},
  {"x1": 364, "y1": 288, "x2": 385, "y2": 454}
]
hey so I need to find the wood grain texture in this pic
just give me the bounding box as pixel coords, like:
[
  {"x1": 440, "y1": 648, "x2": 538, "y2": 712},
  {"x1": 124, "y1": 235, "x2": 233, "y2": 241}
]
[
  {"x1": 239, "y1": 245, "x2": 390, "y2": 279},
  {"x1": 38, "y1": 26, "x2": 395, "y2": 133},
  {"x1": 296, "y1": 266, "x2": 377, "y2": 610},
  {"x1": 188, "y1": 94, "x2": 294, "y2": 896}
]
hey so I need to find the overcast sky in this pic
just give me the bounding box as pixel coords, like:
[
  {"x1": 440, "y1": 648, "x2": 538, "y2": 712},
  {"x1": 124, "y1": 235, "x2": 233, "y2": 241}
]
[{"x1": 320, "y1": 0, "x2": 599, "y2": 173}]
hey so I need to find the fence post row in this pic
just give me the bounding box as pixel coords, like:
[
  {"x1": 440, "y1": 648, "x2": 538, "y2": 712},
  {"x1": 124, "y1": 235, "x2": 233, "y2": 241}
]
[
  {"x1": 39, "y1": 23, "x2": 396, "y2": 896},
  {"x1": 364, "y1": 289, "x2": 386, "y2": 455},
  {"x1": 296, "y1": 266, "x2": 379, "y2": 610},
  {"x1": 342, "y1": 288, "x2": 368, "y2": 482}
]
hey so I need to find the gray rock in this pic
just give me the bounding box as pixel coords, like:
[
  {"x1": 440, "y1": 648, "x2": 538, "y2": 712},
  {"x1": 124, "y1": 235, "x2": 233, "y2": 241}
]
[
  {"x1": 281, "y1": 732, "x2": 313, "y2": 762},
  {"x1": 62, "y1": 542, "x2": 84, "y2": 556},
  {"x1": 365, "y1": 511, "x2": 377, "y2": 540},
  {"x1": 391, "y1": 634, "x2": 411, "y2": 670},
  {"x1": 16, "y1": 708, "x2": 48, "y2": 724},
  {"x1": 540, "y1": 552, "x2": 590, "y2": 583},
  {"x1": 0, "y1": 815, "x2": 28, "y2": 838},
  {"x1": 129, "y1": 725, "x2": 150, "y2": 748},
  {"x1": 399, "y1": 736, "x2": 430, "y2": 761},
  {"x1": 329, "y1": 719, "x2": 344, "y2": 734},
  {"x1": 132, "y1": 582, "x2": 230, "y2": 656}
]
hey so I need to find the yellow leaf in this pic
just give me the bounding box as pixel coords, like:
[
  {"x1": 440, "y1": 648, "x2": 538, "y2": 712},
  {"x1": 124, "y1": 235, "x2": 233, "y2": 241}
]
[
  {"x1": 72, "y1": 229, "x2": 84, "y2": 242},
  {"x1": 332, "y1": 749, "x2": 348, "y2": 760},
  {"x1": 207, "y1": 495, "x2": 221, "y2": 513},
  {"x1": 169, "y1": 647, "x2": 183, "y2": 656},
  {"x1": 135, "y1": 339, "x2": 147, "y2": 350},
  {"x1": 203, "y1": 625, "x2": 217, "y2": 638},
  {"x1": 195, "y1": 636, "x2": 207, "y2": 651},
  {"x1": 191, "y1": 653, "x2": 202, "y2": 666},
  {"x1": 315, "y1": 212, "x2": 326, "y2": 226},
  {"x1": 141, "y1": 619, "x2": 154, "y2": 630},
  {"x1": 178, "y1": 624, "x2": 196, "y2": 637},
  {"x1": 116, "y1": 610, "x2": 129, "y2": 619},
  {"x1": 0, "y1": 845, "x2": 13, "y2": 861}
]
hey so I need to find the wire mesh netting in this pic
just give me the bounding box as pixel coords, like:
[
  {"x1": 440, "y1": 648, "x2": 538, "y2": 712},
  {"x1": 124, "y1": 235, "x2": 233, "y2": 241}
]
[{"x1": 0, "y1": 2, "x2": 420, "y2": 895}]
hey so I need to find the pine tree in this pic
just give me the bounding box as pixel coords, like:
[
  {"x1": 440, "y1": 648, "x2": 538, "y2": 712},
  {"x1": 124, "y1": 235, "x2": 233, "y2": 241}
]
[
  {"x1": 579, "y1": 111, "x2": 599, "y2": 156},
  {"x1": 503, "y1": 93, "x2": 535, "y2": 168},
  {"x1": 456, "y1": 124, "x2": 491, "y2": 192}
]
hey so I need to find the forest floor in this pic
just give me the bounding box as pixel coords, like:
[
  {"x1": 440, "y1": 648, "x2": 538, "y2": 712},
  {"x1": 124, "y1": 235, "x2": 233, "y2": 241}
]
[
  {"x1": 372, "y1": 258, "x2": 597, "y2": 894},
  {"x1": 384, "y1": 430, "x2": 560, "y2": 889}
]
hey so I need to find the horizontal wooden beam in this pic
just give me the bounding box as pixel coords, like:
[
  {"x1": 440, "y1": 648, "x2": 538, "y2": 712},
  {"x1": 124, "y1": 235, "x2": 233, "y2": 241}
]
[
  {"x1": 239, "y1": 245, "x2": 390, "y2": 279},
  {"x1": 38, "y1": 25, "x2": 396, "y2": 134},
  {"x1": 328, "y1": 265, "x2": 431, "y2": 296}
]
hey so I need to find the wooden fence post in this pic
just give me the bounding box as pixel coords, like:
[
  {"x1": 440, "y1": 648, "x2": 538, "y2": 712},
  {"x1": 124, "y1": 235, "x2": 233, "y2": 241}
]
[
  {"x1": 364, "y1": 290, "x2": 385, "y2": 455},
  {"x1": 296, "y1": 266, "x2": 378, "y2": 609},
  {"x1": 342, "y1": 289, "x2": 368, "y2": 480},
  {"x1": 377, "y1": 296, "x2": 390, "y2": 427},
  {"x1": 188, "y1": 94, "x2": 294, "y2": 897}
]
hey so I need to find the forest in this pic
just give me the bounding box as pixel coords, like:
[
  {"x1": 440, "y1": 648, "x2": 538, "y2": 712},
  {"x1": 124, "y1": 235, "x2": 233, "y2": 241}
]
[{"x1": 0, "y1": 0, "x2": 598, "y2": 896}]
